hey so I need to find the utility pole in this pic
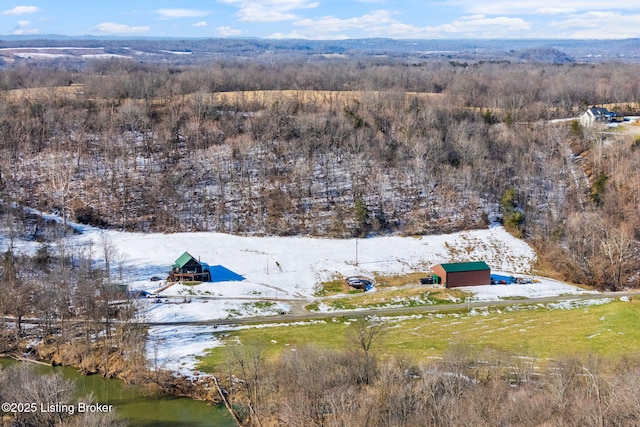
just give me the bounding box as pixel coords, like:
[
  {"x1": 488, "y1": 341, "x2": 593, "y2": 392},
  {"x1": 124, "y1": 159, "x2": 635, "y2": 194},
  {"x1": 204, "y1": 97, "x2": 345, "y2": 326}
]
[{"x1": 355, "y1": 238, "x2": 359, "y2": 266}]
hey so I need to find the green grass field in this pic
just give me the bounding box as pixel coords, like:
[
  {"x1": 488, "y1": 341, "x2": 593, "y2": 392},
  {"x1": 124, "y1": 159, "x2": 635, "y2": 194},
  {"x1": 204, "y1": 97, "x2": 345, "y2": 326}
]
[
  {"x1": 196, "y1": 299, "x2": 640, "y2": 373},
  {"x1": 311, "y1": 272, "x2": 470, "y2": 311}
]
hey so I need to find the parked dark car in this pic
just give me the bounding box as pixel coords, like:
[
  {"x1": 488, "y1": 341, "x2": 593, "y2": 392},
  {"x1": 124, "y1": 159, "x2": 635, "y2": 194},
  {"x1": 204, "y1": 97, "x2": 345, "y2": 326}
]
[
  {"x1": 346, "y1": 276, "x2": 373, "y2": 291},
  {"x1": 419, "y1": 277, "x2": 434, "y2": 285}
]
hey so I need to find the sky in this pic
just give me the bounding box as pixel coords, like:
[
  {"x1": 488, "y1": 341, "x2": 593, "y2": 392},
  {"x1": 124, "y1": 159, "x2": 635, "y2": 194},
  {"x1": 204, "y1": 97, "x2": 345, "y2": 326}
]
[{"x1": 0, "y1": 1, "x2": 639, "y2": 40}]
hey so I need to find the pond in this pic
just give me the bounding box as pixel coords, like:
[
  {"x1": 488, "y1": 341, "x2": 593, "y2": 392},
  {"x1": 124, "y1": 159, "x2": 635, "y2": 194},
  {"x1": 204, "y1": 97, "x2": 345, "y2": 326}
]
[{"x1": 0, "y1": 358, "x2": 236, "y2": 427}]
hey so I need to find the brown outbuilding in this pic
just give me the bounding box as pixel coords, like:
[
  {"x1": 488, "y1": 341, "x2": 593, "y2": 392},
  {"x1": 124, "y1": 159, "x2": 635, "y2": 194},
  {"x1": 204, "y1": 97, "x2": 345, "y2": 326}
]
[{"x1": 430, "y1": 261, "x2": 490, "y2": 288}]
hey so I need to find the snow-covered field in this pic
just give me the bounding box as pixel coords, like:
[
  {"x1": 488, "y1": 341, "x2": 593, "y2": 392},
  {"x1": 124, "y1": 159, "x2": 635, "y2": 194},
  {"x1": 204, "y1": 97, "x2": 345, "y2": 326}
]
[
  {"x1": 1, "y1": 214, "x2": 601, "y2": 376},
  {"x1": 87, "y1": 223, "x2": 538, "y2": 296},
  {"x1": 63, "y1": 222, "x2": 554, "y2": 323},
  {"x1": 460, "y1": 276, "x2": 594, "y2": 302}
]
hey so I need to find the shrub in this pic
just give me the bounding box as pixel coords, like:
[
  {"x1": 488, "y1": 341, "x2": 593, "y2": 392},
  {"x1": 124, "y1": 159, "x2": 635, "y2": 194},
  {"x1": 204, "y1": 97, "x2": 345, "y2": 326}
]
[
  {"x1": 500, "y1": 188, "x2": 525, "y2": 237},
  {"x1": 74, "y1": 205, "x2": 108, "y2": 227},
  {"x1": 590, "y1": 173, "x2": 608, "y2": 206},
  {"x1": 570, "y1": 119, "x2": 583, "y2": 137}
]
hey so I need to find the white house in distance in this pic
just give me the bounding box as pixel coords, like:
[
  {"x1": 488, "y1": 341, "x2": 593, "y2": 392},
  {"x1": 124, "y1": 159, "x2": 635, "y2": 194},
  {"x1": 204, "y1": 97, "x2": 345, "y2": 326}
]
[{"x1": 580, "y1": 106, "x2": 611, "y2": 127}]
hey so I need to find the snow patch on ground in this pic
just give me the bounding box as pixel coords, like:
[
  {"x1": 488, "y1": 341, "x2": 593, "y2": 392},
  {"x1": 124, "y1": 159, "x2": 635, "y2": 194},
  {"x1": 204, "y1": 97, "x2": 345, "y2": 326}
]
[
  {"x1": 460, "y1": 275, "x2": 596, "y2": 302},
  {"x1": 147, "y1": 325, "x2": 227, "y2": 375},
  {"x1": 140, "y1": 298, "x2": 290, "y2": 323}
]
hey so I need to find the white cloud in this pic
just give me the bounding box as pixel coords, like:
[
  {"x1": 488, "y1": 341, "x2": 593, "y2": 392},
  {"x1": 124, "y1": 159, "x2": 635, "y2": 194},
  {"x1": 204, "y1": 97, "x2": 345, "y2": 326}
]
[
  {"x1": 13, "y1": 28, "x2": 39, "y2": 35},
  {"x1": 550, "y1": 11, "x2": 640, "y2": 39},
  {"x1": 219, "y1": 0, "x2": 319, "y2": 22},
  {"x1": 429, "y1": 14, "x2": 531, "y2": 36},
  {"x1": 13, "y1": 19, "x2": 38, "y2": 34},
  {"x1": 448, "y1": 0, "x2": 640, "y2": 15},
  {"x1": 217, "y1": 26, "x2": 242, "y2": 36},
  {"x1": 535, "y1": 8, "x2": 576, "y2": 15},
  {"x1": 239, "y1": 7, "x2": 297, "y2": 22},
  {"x1": 552, "y1": 11, "x2": 624, "y2": 29},
  {"x1": 2, "y1": 5, "x2": 39, "y2": 16},
  {"x1": 91, "y1": 22, "x2": 150, "y2": 34},
  {"x1": 294, "y1": 10, "x2": 396, "y2": 33},
  {"x1": 193, "y1": 21, "x2": 208, "y2": 27},
  {"x1": 156, "y1": 9, "x2": 209, "y2": 19},
  {"x1": 291, "y1": 10, "x2": 530, "y2": 39},
  {"x1": 269, "y1": 30, "x2": 342, "y2": 39}
]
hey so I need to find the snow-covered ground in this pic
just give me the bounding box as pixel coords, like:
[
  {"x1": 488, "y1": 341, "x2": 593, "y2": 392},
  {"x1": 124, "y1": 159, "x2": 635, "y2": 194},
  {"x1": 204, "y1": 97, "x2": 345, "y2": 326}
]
[
  {"x1": 460, "y1": 275, "x2": 595, "y2": 302},
  {"x1": 1, "y1": 212, "x2": 600, "y2": 376},
  {"x1": 84, "y1": 223, "x2": 538, "y2": 296}
]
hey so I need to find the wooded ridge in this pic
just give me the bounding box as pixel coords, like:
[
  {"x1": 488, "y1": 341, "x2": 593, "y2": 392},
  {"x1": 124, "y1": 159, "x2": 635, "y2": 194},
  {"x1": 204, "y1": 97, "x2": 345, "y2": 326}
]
[{"x1": 1, "y1": 56, "x2": 639, "y2": 289}]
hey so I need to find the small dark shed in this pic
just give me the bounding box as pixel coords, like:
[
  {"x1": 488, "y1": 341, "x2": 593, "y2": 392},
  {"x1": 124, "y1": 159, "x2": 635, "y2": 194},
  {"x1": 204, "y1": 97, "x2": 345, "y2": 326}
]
[{"x1": 430, "y1": 261, "x2": 490, "y2": 288}]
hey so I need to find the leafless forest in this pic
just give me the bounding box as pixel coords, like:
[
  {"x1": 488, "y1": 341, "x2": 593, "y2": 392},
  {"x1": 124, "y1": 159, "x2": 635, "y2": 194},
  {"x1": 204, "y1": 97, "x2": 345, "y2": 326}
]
[
  {"x1": 1, "y1": 52, "x2": 640, "y2": 426},
  {"x1": 1, "y1": 57, "x2": 639, "y2": 290}
]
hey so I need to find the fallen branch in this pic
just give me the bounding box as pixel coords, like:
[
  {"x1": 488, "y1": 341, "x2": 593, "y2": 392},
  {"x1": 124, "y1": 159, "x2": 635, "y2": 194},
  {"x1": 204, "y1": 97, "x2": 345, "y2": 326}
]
[
  {"x1": 10, "y1": 355, "x2": 52, "y2": 366},
  {"x1": 212, "y1": 374, "x2": 242, "y2": 426}
]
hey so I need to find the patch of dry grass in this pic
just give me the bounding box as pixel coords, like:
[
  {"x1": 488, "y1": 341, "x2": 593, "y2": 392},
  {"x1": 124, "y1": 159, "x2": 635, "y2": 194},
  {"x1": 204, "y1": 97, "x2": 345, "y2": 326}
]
[
  {"x1": 373, "y1": 272, "x2": 427, "y2": 288},
  {"x1": 3, "y1": 85, "x2": 84, "y2": 101},
  {"x1": 315, "y1": 278, "x2": 350, "y2": 296},
  {"x1": 2, "y1": 86, "x2": 445, "y2": 110}
]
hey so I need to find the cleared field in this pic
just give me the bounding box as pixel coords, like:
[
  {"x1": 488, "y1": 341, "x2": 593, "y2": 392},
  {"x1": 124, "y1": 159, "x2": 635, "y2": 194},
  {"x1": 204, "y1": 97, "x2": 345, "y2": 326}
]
[
  {"x1": 600, "y1": 101, "x2": 640, "y2": 111},
  {"x1": 2, "y1": 84, "x2": 85, "y2": 101},
  {"x1": 3, "y1": 85, "x2": 637, "y2": 121},
  {"x1": 196, "y1": 298, "x2": 640, "y2": 372},
  {"x1": 211, "y1": 89, "x2": 445, "y2": 106},
  {"x1": 1, "y1": 85, "x2": 444, "y2": 107}
]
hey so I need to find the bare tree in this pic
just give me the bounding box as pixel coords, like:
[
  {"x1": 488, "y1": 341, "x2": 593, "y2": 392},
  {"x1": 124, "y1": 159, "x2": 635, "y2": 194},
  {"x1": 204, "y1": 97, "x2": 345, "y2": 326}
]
[
  {"x1": 45, "y1": 152, "x2": 77, "y2": 227},
  {"x1": 346, "y1": 316, "x2": 387, "y2": 385},
  {"x1": 226, "y1": 339, "x2": 266, "y2": 426},
  {"x1": 1, "y1": 364, "x2": 75, "y2": 427}
]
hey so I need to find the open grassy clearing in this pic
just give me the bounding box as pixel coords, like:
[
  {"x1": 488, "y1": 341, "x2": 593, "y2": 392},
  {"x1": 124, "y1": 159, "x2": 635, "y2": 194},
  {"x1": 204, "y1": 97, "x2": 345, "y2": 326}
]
[
  {"x1": 211, "y1": 89, "x2": 446, "y2": 109},
  {"x1": 311, "y1": 272, "x2": 469, "y2": 311},
  {"x1": 315, "y1": 272, "x2": 433, "y2": 296},
  {"x1": 308, "y1": 286, "x2": 468, "y2": 311},
  {"x1": 2, "y1": 82, "x2": 636, "y2": 115},
  {"x1": 2, "y1": 85, "x2": 444, "y2": 107},
  {"x1": 196, "y1": 299, "x2": 640, "y2": 372},
  {"x1": 387, "y1": 300, "x2": 640, "y2": 359},
  {"x1": 2, "y1": 85, "x2": 85, "y2": 100}
]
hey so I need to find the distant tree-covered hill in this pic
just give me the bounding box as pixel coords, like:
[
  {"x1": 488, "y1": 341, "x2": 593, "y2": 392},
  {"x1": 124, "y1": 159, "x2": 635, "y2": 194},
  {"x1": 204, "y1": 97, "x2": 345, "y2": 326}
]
[{"x1": 0, "y1": 37, "x2": 639, "y2": 65}]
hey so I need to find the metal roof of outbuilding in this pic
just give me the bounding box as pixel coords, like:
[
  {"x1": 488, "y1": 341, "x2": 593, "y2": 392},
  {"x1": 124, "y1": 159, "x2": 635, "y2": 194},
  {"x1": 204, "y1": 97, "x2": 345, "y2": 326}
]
[{"x1": 439, "y1": 261, "x2": 490, "y2": 272}]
